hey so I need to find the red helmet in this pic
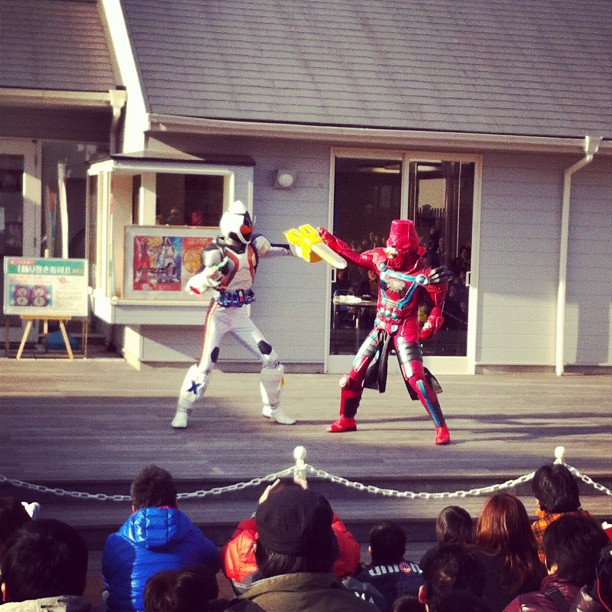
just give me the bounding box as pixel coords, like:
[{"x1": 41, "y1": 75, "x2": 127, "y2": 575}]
[{"x1": 386, "y1": 219, "x2": 420, "y2": 253}]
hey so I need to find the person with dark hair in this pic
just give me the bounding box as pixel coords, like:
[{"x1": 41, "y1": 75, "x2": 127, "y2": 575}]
[
  {"x1": 435, "y1": 506, "x2": 473, "y2": 546},
  {"x1": 570, "y1": 543, "x2": 612, "y2": 612},
  {"x1": 355, "y1": 521, "x2": 423, "y2": 611},
  {"x1": 437, "y1": 590, "x2": 492, "y2": 612},
  {"x1": 392, "y1": 594, "x2": 425, "y2": 612},
  {"x1": 0, "y1": 518, "x2": 91, "y2": 611},
  {"x1": 0, "y1": 497, "x2": 32, "y2": 565},
  {"x1": 143, "y1": 564, "x2": 222, "y2": 612},
  {"x1": 417, "y1": 543, "x2": 486, "y2": 612},
  {"x1": 221, "y1": 479, "x2": 360, "y2": 594},
  {"x1": 224, "y1": 486, "x2": 379, "y2": 610},
  {"x1": 531, "y1": 463, "x2": 592, "y2": 562},
  {"x1": 419, "y1": 505, "x2": 474, "y2": 580},
  {"x1": 505, "y1": 514, "x2": 609, "y2": 611},
  {"x1": 101, "y1": 464, "x2": 220, "y2": 612},
  {"x1": 472, "y1": 493, "x2": 546, "y2": 611}
]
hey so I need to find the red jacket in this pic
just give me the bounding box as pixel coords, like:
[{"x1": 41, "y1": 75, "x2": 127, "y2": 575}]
[
  {"x1": 504, "y1": 573, "x2": 581, "y2": 612},
  {"x1": 221, "y1": 512, "x2": 361, "y2": 582}
]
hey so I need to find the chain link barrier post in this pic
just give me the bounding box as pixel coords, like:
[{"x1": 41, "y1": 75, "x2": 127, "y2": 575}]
[{"x1": 293, "y1": 446, "x2": 307, "y2": 485}]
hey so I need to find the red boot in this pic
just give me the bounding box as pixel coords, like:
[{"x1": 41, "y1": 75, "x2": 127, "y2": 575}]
[
  {"x1": 327, "y1": 417, "x2": 357, "y2": 433},
  {"x1": 435, "y1": 424, "x2": 451, "y2": 445}
]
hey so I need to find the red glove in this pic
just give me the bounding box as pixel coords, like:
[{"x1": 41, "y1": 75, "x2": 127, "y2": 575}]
[
  {"x1": 317, "y1": 226, "x2": 333, "y2": 244},
  {"x1": 421, "y1": 306, "x2": 444, "y2": 340}
]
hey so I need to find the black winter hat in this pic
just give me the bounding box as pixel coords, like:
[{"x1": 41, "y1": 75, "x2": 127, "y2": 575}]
[{"x1": 256, "y1": 487, "x2": 334, "y2": 556}]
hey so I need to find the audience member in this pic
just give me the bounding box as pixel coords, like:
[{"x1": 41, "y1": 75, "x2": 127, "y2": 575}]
[
  {"x1": 472, "y1": 493, "x2": 546, "y2": 611},
  {"x1": 101, "y1": 464, "x2": 220, "y2": 612},
  {"x1": 392, "y1": 594, "x2": 425, "y2": 612},
  {"x1": 425, "y1": 229, "x2": 442, "y2": 268},
  {"x1": 221, "y1": 478, "x2": 360, "y2": 594},
  {"x1": 570, "y1": 543, "x2": 612, "y2": 612},
  {"x1": 437, "y1": 590, "x2": 492, "y2": 611},
  {"x1": 341, "y1": 575, "x2": 387, "y2": 610},
  {"x1": 0, "y1": 518, "x2": 91, "y2": 611},
  {"x1": 355, "y1": 521, "x2": 423, "y2": 611},
  {"x1": 359, "y1": 269, "x2": 380, "y2": 298},
  {"x1": 531, "y1": 462, "x2": 592, "y2": 562},
  {"x1": 418, "y1": 543, "x2": 486, "y2": 612},
  {"x1": 451, "y1": 245, "x2": 471, "y2": 277},
  {"x1": 504, "y1": 515, "x2": 609, "y2": 612},
  {"x1": 420, "y1": 505, "x2": 473, "y2": 570},
  {"x1": 0, "y1": 497, "x2": 32, "y2": 565},
  {"x1": 435, "y1": 505, "x2": 473, "y2": 546},
  {"x1": 224, "y1": 486, "x2": 379, "y2": 610},
  {"x1": 143, "y1": 564, "x2": 223, "y2": 612}
]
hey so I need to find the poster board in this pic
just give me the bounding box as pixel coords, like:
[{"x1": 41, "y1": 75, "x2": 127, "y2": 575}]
[
  {"x1": 124, "y1": 225, "x2": 217, "y2": 300},
  {"x1": 3, "y1": 257, "x2": 88, "y2": 317}
]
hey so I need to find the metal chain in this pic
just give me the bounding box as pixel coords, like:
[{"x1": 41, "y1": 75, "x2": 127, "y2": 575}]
[
  {"x1": 565, "y1": 465, "x2": 612, "y2": 496},
  {"x1": 1, "y1": 463, "x2": 610, "y2": 502},
  {"x1": 305, "y1": 466, "x2": 537, "y2": 499},
  {"x1": 178, "y1": 468, "x2": 294, "y2": 499}
]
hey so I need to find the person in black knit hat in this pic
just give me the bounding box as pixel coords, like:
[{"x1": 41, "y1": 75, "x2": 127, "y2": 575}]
[{"x1": 224, "y1": 485, "x2": 379, "y2": 611}]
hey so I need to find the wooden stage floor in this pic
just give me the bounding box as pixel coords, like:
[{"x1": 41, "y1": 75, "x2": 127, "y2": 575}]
[{"x1": 1, "y1": 358, "x2": 610, "y2": 486}]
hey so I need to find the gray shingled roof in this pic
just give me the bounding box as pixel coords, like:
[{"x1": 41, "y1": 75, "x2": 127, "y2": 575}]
[
  {"x1": 0, "y1": 0, "x2": 116, "y2": 93},
  {"x1": 120, "y1": 0, "x2": 612, "y2": 139}
]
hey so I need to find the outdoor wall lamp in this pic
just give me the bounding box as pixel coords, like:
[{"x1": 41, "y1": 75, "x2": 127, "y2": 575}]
[{"x1": 274, "y1": 169, "x2": 296, "y2": 189}]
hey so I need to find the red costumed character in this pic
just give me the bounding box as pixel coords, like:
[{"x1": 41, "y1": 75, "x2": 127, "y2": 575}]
[{"x1": 318, "y1": 220, "x2": 452, "y2": 445}]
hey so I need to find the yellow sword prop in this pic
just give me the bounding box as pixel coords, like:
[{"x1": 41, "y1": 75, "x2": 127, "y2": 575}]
[{"x1": 284, "y1": 224, "x2": 347, "y2": 269}]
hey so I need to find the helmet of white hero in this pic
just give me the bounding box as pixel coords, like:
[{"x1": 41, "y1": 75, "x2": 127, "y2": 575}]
[{"x1": 219, "y1": 200, "x2": 253, "y2": 245}]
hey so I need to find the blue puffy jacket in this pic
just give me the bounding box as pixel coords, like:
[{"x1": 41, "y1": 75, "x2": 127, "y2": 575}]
[{"x1": 101, "y1": 507, "x2": 220, "y2": 611}]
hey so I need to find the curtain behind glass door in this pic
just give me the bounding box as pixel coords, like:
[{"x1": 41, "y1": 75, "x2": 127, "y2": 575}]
[
  {"x1": 0, "y1": 155, "x2": 24, "y2": 327},
  {"x1": 330, "y1": 157, "x2": 401, "y2": 354}
]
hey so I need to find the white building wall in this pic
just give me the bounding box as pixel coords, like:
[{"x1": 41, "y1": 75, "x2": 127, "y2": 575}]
[
  {"x1": 121, "y1": 136, "x2": 612, "y2": 370},
  {"x1": 478, "y1": 152, "x2": 612, "y2": 368},
  {"x1": 564, "y1": 158, "x2": 612, "y2": 366},
  {"x1": 477, "y1": 153, "x2": 566, "y2": 365},
  {"x1": 153, "y1": 134, "x2": 332, "y2": 366}
]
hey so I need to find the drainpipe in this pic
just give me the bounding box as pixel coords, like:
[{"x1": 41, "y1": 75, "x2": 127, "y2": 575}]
[
  {"x1": 555, "y1": 135, "x2": 602, "y2": 376},
  {"x1": 108, "y1": 86, "x2": 127, "y2": 154}
]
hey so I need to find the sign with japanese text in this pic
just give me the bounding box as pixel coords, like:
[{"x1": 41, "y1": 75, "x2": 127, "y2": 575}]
[{"x1": 3, "y1": 257, "x2": 88, "y2": 317}]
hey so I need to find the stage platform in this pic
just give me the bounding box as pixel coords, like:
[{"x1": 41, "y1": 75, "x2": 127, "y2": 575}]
[{"x1": 1, "y1": 357, "x2": 610, "y2": 540}]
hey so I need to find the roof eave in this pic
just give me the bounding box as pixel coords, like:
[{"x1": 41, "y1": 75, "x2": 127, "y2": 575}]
[
  {"x1": 0, "y1": 88, "x2": 112, "y2": 110},
  {"x1": 147, "y1": 113, "x2": 611, "y2": 155}
]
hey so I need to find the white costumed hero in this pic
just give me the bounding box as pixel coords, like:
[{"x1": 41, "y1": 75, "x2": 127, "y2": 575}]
[{"x1": 172, "y1": 200, "x2": 297, "y2": 428}]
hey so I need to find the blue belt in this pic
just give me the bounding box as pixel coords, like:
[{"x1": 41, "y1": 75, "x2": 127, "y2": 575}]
[{"x1": 216, "y1": 289, "x2": 255, "y2": 307}]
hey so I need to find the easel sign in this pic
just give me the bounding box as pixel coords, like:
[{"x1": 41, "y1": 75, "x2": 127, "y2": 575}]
[{"x1": 3, "y1": 257, "x2": 88, "y2": 317}]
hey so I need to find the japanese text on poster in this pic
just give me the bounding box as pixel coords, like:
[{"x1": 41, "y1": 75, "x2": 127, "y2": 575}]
[{"x1": 3, "y1": 257, "x2": 88, "y2": 317}]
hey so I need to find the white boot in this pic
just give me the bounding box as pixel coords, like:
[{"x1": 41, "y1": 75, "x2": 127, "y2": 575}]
[
  {"x1": 263, "y1": 405, "x2": 296, "y2": 425},
  {"x1": 173, "y1": 365, "x2": 208, "y2": 428},
  {"x1": 171, "y1": 406, "x2": 191, "y2": 429}
]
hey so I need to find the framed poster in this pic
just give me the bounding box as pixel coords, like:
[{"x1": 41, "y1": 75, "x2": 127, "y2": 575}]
[
  {"x1": 3, "y1": 257, "x2": 88, "y2": 317},
  {"x1": 124, "y1": 225, "x2": 217, "y2": 300}
]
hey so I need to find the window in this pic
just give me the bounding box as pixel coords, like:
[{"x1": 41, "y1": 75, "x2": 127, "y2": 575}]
[{"x1": 155, "y1": 174, "x2": 224, "y2": 226}]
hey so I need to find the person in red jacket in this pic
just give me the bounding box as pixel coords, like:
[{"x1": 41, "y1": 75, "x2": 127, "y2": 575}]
[
  {"x1": 221, "y1": 478, "x2": 360, "y2": 594},
  {"x1": 504, "y1": 515, "x2": 609, "y2": 612}
]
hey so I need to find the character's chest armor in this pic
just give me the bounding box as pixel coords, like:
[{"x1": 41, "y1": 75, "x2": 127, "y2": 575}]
[
  {"x1": 379, "y1": 265, "x2": 427, "y2": 308},
  {"x1": 222, "y1": 244, "x2": 257, "y2": 291}
]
